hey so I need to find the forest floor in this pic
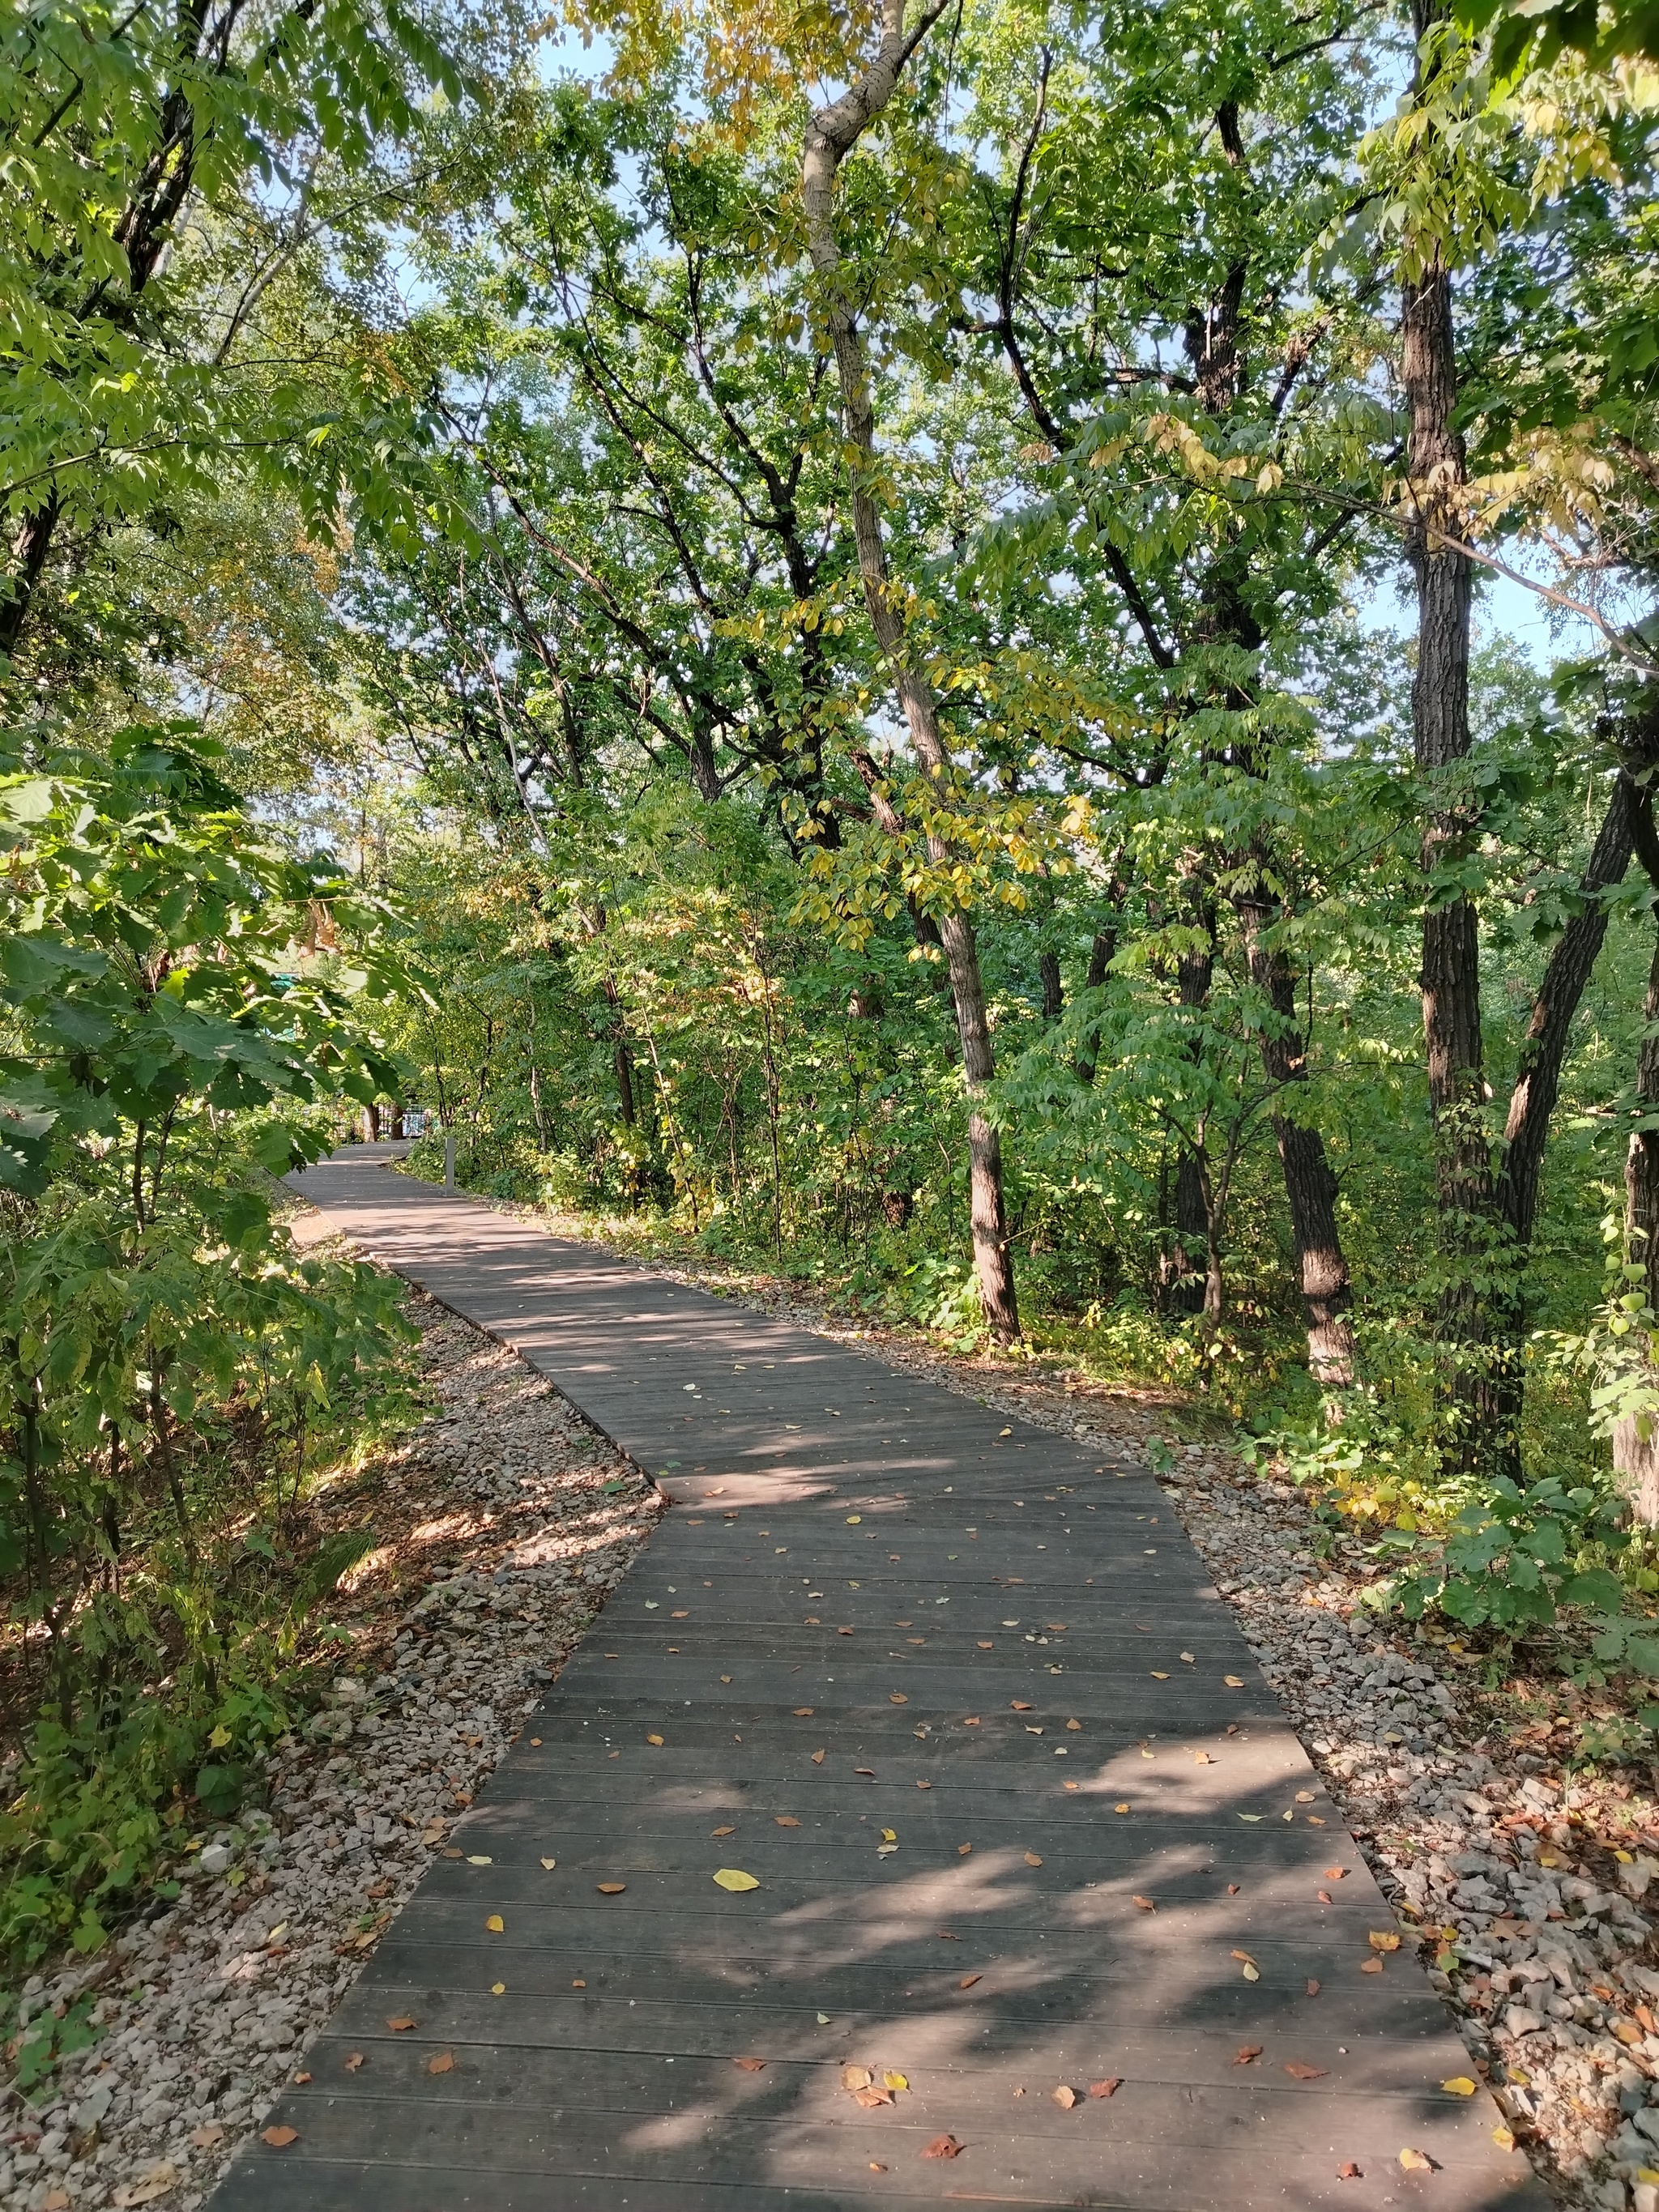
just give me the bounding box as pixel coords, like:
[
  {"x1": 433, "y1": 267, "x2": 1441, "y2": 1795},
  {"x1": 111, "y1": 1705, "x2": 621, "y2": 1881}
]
[{"x1": 10, "y1": 1203, "x2": 1659, "y2": 2212}]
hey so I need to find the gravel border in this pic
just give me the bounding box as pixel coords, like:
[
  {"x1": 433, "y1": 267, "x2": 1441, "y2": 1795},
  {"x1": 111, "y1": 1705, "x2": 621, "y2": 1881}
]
[{"x1": 1, "y1": 1298, "x2": 660, "y2": 2212}]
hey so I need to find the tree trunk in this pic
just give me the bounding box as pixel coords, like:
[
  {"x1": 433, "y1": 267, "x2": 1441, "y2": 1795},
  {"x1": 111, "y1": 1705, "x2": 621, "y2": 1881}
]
[
  {"x1": 1615, "y1": 926, "x2": 1659, "y2": 1522},
  {"x1": 1237, "y1": 892, "x2": 1356, "y2": 1385},
  {"x1": 1038, "y1": 948, "x2": 1063, "y2": 1020},
  {"x1": 802, "y1": 0, "x2": 1017, "y2": 1342},
  {"x1": 1403, "y1": 197, "x2": 1503, "y2": 1463}
]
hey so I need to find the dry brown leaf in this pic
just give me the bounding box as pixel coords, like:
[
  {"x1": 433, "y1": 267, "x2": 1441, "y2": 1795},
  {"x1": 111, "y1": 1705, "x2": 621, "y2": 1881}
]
[
  {"x1": 842, "y1": 2066, "x2": 873, "y2": 2091},
  {"x1": 1132, "y1": 1894, "x2": 1156, "y2": 1912},
  {"x1": 1337, "y1": 2161, "x2": 1362, "y2": 2180},
  {"x1": 710, "y1": 1825, "x2": 735, "y2": 1836},
  {"x1": 292, "y1": 2071, "x2": 312, "y2": 2085},
  {"x1": 672, "y1": 1609, "x2": 689, "y2": 1618},
  {"x1": 1285, "y1": 2061, "x2": 1327, "y2": 2081},
  {"x1": 855, "y1": 2086, "x2": 894, "y2": 2108},
  {"x1": 1234, "y1": 2045, "x2": 1262, "y2": 2065},
  {"x1": 1226, "y1": 1882, "x2": 1241, "y2": 1894},
  {"x1": 1306, "y1": 1978, "x2": 1321, "y2": 1997},
  {"x1": 889, "y1": 1692, "x2": 909, "y2": 1704},
  {"x1": 855, "y1": 1766, "x2": 876, "y2": 1775},
  {"x1": 959, "y1": 1974, "x2": 981, "y2": 1988},
  {"x1": 386, "y1": 2015, "x2": 417, "y2": 2031},
  {"x1": 1065, "y1": 1717, "x2": 1081, "y2": 1731},
  {"x1": 343, "y1": 2053, "x2": 365, "y2": 2073},
  {"x1": 963, "y1": 1715, "x2": 981, "y2": 1725},
  {"x1": 191, "y1": 2123, "x2": 228, "y2": 2147},
  {"x1": 923, "y1": 2134, "x2": 964, "y2": 2159},
  {"x1": 427, "y1": 2053, "x2": 454, "y2": 2075},
  {"x1": 1025, "y1": 1852, "x2": 1044, "y2": 1868},
  {"x1": 261, "y1": 2126, "x2": 300, "y2": 2149},
  {"x1": 1052, "y1": 2085, "x2": 1078, "y2": 2108},
  {"x1": 793, "y1": 1707, "x2": 814, "y2": 1716},
  {"x1": 596, "y1": 1882, "x2": 626, "y2": 1894},
  {"x1": 917, "y1": 1778, "x2": 932, "y2": 1789},
  {"x1": 978, "y1": 1639, "x2": 993, "y2": 1648},
  {"x1": 1318, "y1": 1889, "x2": 1333, "y2": 1904},
  {"x1": 1359, "y1": 1957, "x2": 1384, "y2": 1975},
  {"x1": 1230, "y1": 1949, "x2": 1255, "y2": 1963},
  {"x1": 957, "y1": 1842, "x2": 973, "y2": 1856},
  {"x1": 1089, "y1": 2078, "x2": 1122, "y2": 2099},
  {"x1": 811, "y1": 1749, "x2": 825, "y2": 1764},
  {"x1": 1011, "y1": 1700, "x2": 1034, "y2": 1711},
  {"x1": 775, "y1": 1815, "x2": 800, "y2": 1827},
  {"x1": 733, "y1": 2056, "x2": 766, "y2": 2071},
  {"x1": 1324, "y1": 1866, "x2": 1348, "y2": 1879},
  {"x1": 719, "y1": 1674, "x2": 732, "y2": 1683}
]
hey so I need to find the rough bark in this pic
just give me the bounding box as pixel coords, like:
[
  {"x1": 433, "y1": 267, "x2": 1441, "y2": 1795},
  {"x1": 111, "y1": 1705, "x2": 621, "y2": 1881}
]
[
  {"x1": 1038, "y1": 948, "x2": 1063, "y2": 1021},
  {"x1": 803, "y1": 0, "x2": 1018, "y2": 1342}
]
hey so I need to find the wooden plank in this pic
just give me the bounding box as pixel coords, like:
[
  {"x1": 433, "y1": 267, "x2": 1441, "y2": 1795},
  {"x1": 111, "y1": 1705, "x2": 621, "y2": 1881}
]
[{"x1": 202, "y1": 1154, "x2": 1544, "y2": 2211}]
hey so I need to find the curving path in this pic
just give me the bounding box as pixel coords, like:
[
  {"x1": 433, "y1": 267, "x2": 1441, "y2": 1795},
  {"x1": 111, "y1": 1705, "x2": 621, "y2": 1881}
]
[{"x1": 210, "y1": 1146, "x2": 1542, "y2": 2211}]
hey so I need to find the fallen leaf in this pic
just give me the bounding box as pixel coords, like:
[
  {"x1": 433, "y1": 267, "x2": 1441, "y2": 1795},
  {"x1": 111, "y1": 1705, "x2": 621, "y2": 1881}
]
[
  {"x1": 1368, "y1": 1931, "x2": 1401, "y2": 1953},
  {"x1": 1399, "y1": 2148, "x2": 1432, "y2": 2172},
  {"x1": 1285, "y1": 2062, "x2": 1327, "y2": 2081},
  {"x1": 884, "y1": 2071, "x2": 909, "y2": 2091},
  {"x1": 672, "y1": 1609, "x2": 689, "y2": 1618},
  {"x1": 597, "y1": 1882, "x2": 626, "y2": 1894},
  {"x1": 720, "y1": 1674, "x2": 732, "y2": 1683},
  {"x1": 1227, "y1": 1882, "x2": 1241, "y2": 1895},
  {"x1": 714, "y1": 1868, "x2": 760, "y2": 1891},
  {"x1": 1306, "y1": 1979, "x2": 1321, "y2": 1997},
  {"x1": 1238, "y1": 1812, "x2": 1262, "y2": 1822},
  {"x1": 262, "y1": 2127, "x2": 300, "y2": 2149},
  {"x1": 1192, "y1": 1750, "x2": 1213, "y2": 1765},
  {"x1": 572, "y1": 1978, "x2": 586, "y2": 1988},
  {"x1": 1442, "y1": 2076, "x2": 1477, "y2": 2097},
  {"x1": 1243, "y1": 1964, "x2": 1260, "y2": 1981},
  {"x1": 978, "y1": 1639, "x2": 993, "y2": 1649},
  {"x1": 539, "y1": 1856, "x2": 557, "y2": 1869},
  {"x1": 1011, "y1": 1700, "x2": 1034, "y2": 1711},
  {"x1": 115, "y1": 2164, "x2": 183, "y2": 2207},
  {"x1": 1337, "y1": 2162, "x2": 1362, "y2": 2180},
  {"x1": 775, "y1": 1815, "x2": 800, "y2": 1827},
  {"x1": 1230, "y1": 1949, "x2": 1256, "y2": 1963},
  {"x1": 646, "y1": 1733, "x2": 664, "y2": 1745},
  {"x1": 918, "y1": 1778, "x2": 933, "y2": 1789},
  {"x1": 960, "y1": 1974, "x2": 981, "y2": 1988},
  {"x1": 1025, "y1": 1852, "x2": 1044, "y2": 1868},
  {"x1": 386, "y1": 2015, "x2": 418, "y2": 2032},
  {"x1": 1360, "y1": 1958, "x2": 1384, "y2": 1975},
  {"x1": 811, "y1": 1749, "x2": 825, "y2": 1764},
  {"x1": 1324, "y1": 1866, "x2": 1348, "y2": 1879},
  {"x1": 1317, "y1": 1890, "x2": 1333, "y2": 1904},
  {"x1": 710, "y1": 1825, "x2": 736, "y2": 1836},
  {"x1": 1089, "y1": 2078, "x2": 1121, "y2": 2099},
  {"x1": 963, "y1": 1715, "x2": 981, "y2": 1725},
  {"x1": 492, "y1": 1981, "x2": 507, "y2": 1996},
  {"x1": 1065, "y1": 1717, "x2": 1081, "y2": 1731},
  {"x1": 1224, "y1": 1675, "x2": 1244, "y2": 1686},
  {"x1": 1235, "y1": 2045, "x2": 1263, "y2": 2065},
  {"x1": 793, "y1": 1707, "x2": 814, "y2": 1716},
  {"x1": 427, "y1": 2052, "x2": 454, "y2": 2075},
  {"x1": 855, "y1": 1767, "x2": 876, "y2": 1775},
  {"x1": 957, "y1": 1842, "x2": 973, "y2": 1856},
  {"x1": 842, "y1": 2065, "x2": 873, "y2": 2091},
  {"x1": 734, "y1": 2056, "x2": 767, "y2": 2072},
  {"x1": 1492, "y1": 2127, "x2": 1516, "y2": 2152},
  {"x1": 292, "y1": 2071, "x2": 312, "y2": 2085},
  {"x1": 191, "y1": 2122, "x2": 228, "y2": 2146},
  {"x1": 1132, "y1": 1894, "x2": 1156, "y2": 1912},
  {"x1": 923, "y1": 2134, "x2": 964, "y2": 2159},
  {"x1": 1063, "y1": 1779, "x2": 1080, "y2": 1792},
  {"x1": 467, "y1": 1854, "x2": 493, "y2": 1866},
  {"x1": 1149, "y1": 1671, "x2": 1171, "y2": 1680},
  {"x1": 1053, "y1": 2084, "x2": 1078, "y2": 2108},
  {"x1": 1115, "y1": 1801, "x2": 1130, "y2": 1813}
]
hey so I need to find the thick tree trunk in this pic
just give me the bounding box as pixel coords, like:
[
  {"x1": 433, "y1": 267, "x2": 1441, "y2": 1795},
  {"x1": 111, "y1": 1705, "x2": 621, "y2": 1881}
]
[
  {"x1": 803, "y1": 0, "x2": 1017, "y2": 1342},
  {"x1": 1617, "y1": 828, "x2": 1659, "y2": 1523},
  {"x1": 1038, "y1": 948, "x2": 1063, "y2": 1020},
  {"x1": 1165, "y1": 888, "x2": 1216, "y2": 1315},
  {"x1": 1403, "y1": 221, "x2": 1504, "y2": 1462}
]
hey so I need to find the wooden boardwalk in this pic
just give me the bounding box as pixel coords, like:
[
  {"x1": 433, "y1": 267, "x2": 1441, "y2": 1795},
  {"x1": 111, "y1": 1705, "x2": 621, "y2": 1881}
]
[{"x1": 212, "y1": 1149, "x2": 1543, "y2": 2210}]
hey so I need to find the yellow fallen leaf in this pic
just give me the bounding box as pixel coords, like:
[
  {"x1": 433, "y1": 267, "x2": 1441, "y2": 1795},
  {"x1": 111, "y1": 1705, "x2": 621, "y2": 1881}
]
[
  {"x1": 883, "y1": 2070, "x2": 908, "y2": 2091},
  {"x1": 1243, "y1": 1964, "x2": 1260, "y2": 1982},
  {"x1": 846, "y1": 1515, "x2": 862, "y2": 1524},
  {"x1": 1616, "y1": 1848, "x2": 1635, "y2": 1865},
  {"x1": 485, "y1": 1915, "x2": 505, "y2": 1933},
  {"x1": 1115, "y1": 1802, "x2": 1130, "y2": 1813},
  {"x1": 1224, "y1": 1675, "x2": 1244, "y2": 1687},
  {"x1": 491, "y1": 1982, "x2": 506, "y2": 1996},
  {"x1": 1398, "y1": 2148, "x2": 1431, "y2": 2172},
  {"x1": 646, "y1": 1733, "x2": 664, "y2": 1745},
  {"x1": 1149, "y1": 1671, "x2": 1170, "y2": 1680},
  {"x1": 466, "y1": 1855, "x2": 493, "y2": 1866},
  {"x1": 540, "y1": 1856, "x2": 557, "y2": 1869},
  {"x1": 1442, "y1": 2076, "x2": 1477, "y2": 2097},
  {"x1": 1052, "y1": 2084, "x2": 1077, "y2": 2108},
  {"x1": 882, "y1": 1828, "x2": 898, "y2": 1842},
  {"x1": 714, "y1": 1868, "x2": 760, "y2": 1891},
  {"x1": 1368, "y1": 1931, "x2": 1401, "y2": 1953},
  {"x1": 1492, "y1": 2126, "x2": 1516, "y2": 2152}
]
